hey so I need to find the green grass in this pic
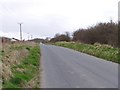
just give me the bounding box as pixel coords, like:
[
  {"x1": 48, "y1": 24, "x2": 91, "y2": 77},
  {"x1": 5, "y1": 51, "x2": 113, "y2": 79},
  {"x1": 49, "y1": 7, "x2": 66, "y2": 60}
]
[
  {"x1": 0, "y1": 50, "x2": 4, "y2": 58},
  {"x1": 3, "y1": 45, "x2": 40, "y2": 88},
  {"x1": 54, "y1": 42, "x2": 119, "y2": 63}
]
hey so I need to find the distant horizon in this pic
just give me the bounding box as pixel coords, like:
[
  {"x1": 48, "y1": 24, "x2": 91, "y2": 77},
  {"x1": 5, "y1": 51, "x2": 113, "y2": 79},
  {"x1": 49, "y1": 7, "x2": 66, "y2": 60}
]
[
  {"x1": 0, "y1": 36, "x2": 46, "y2": 40},
  {"x1": 1, "y1": 19, "x2": 118, "y2": 40}
]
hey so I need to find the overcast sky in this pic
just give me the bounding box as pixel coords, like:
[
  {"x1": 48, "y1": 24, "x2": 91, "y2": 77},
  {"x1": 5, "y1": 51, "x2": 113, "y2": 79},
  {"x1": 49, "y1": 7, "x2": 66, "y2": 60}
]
[{"x1": 0, "y1": 0, "x2": 118, "y2": 40}]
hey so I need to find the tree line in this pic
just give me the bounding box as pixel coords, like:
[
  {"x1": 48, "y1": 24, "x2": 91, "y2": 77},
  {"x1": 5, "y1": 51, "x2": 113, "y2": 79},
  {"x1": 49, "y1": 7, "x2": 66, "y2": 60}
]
[{"x1": 50, "y1": 20, "x2": 118, "y2": 47}]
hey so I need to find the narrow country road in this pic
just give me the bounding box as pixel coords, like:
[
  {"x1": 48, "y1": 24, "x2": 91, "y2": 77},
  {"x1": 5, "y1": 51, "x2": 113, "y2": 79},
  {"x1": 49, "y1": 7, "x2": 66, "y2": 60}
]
[{"x1": 40, "y1": 44, "x2": 118, "y2": 88}]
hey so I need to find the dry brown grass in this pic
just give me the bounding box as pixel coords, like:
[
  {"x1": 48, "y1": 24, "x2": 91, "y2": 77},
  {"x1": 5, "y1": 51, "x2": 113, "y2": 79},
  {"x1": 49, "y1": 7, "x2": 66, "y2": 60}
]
[
  {"x1": 1, "y1": 41, "x2": 37, "y2": 83},
  {"x1": 0, "y1": 39, "x2": 2, "y2": 89},
  {"x1": 0, "y1": 61, "x2": 2, "y2": 89}
]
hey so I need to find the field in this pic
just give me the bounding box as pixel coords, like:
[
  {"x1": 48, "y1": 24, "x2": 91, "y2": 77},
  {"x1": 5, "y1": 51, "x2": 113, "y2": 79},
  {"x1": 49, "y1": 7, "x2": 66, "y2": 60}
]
[
  {"x1": 54, "y1": 42, "x2": 119, "y2": 63},
  {"x1": 1, "y1": 41, "x2": 40, "y2": 88}
]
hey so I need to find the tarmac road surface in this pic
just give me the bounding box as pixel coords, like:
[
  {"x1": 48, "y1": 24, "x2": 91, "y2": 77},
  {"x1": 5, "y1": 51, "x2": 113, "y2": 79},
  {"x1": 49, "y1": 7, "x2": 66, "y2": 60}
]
[{"x1": 40, "y1": 44, "x2": 118, "y2": 88}]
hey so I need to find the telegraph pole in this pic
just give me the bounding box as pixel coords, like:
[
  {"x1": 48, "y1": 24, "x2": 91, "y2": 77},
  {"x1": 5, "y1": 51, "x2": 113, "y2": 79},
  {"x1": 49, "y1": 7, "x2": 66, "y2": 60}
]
[
  {"x1": 18, "y1": 23, "x2": 23, "y2": 41},
  {"x1": 31, "y1": 35, "x2": 33, "y2": 39},
  {"x1": 27, "y1": 33, "x2": 29, "y2": 40}
]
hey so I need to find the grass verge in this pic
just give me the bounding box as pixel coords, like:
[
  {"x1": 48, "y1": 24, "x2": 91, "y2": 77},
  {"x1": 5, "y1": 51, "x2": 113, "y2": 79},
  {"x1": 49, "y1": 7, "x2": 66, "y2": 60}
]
[
  {"x1": 53, "y1": 42, "x2": 119, "y2": 63},
  {"x1": 3, "y1": 43, "x2": 40, "y2": 88}
]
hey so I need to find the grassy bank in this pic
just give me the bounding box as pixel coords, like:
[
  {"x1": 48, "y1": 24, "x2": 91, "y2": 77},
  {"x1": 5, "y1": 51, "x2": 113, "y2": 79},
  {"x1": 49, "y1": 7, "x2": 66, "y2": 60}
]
[
  {"x1": 54, "y1": 42, "x2": 119, "y2": 63},
  {"x1": 0, "y1": 50, "x2": 2, "y2": 89},
  {"x1": 2, "y1": 42, "x2": 40, "y2": 88}
]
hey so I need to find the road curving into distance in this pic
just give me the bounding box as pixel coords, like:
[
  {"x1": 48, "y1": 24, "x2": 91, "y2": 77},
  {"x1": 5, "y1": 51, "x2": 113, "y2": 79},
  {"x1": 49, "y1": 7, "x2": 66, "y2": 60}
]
[{"x1": 40, "y1": 44, "x2": 118, "y2": 88}]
